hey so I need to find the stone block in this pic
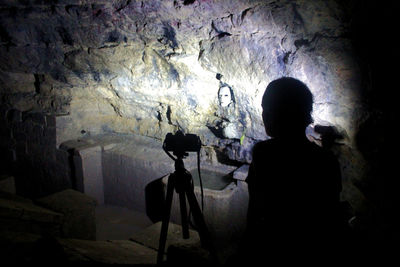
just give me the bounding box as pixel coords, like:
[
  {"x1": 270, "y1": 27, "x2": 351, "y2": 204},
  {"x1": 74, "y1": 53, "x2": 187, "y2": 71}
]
[
  {"x1": 28, "y1": 124, "x2": 44, "y2": 144},
  {"x1": 130, "y1": 222, "x2": 217, "y2": 264},
  {"x1": 167, "y1": 244, "x2": 212, "y2": 266},
  {"x1": 56, "y1": 148, "x2": 70, "y2": 165},
  {"x1": 0, "y1": 190, "x2": 33, "y2": 204},
  {"x1": 36, "y1": 189, "x2": 97, "y2": 240},
  {"x1": 6, "y1": 149, "x2": 16, "y2": 163},
  {"x1": 13, "y1": 132, "x2": 26, "y2": 146},
  {"x1": 41, "y1": 126, "x2": 56, "y2": 146},
  {"x1": 59, "y1": 238, "x2": 157, "y2": 265},
  {"x1": 10, "y1": 120, "x2": 25, "y2": 136},
  {"x1": 0, "y1": 105, "x2": 9, "y2": 121},
  {"x1": 233, "y1": 164, "x2": 249, "y2": 181},
  {"x1": 54, "y1": 161, "x2": 72, "y2": 184},
  {"x1": 59, "y1": 139, "x2": 89, "y2": 152},
  {"x1": 42, "y1": 159, "x2": 71, "y2": 191},
  {"x1": 45, "y1": 114, "x2": 56, "y2": 127},
  {"x1": 0, "y1": 175, "x2": 16, "y2": 194},
  {"x1": 6, "y1": 109, "x2": 21, "y2": 124},
  {"x1": 0, "y1": 71, "x2": 35, "y2": 93},
  {"x1": 0, "y1": 130, "x2": 13, "y2": 148},
  {"x1": 0, "y1": 191, "x2": 63, "y2": 236},
  {"x1": 130, "y1": 222, "x2": 200, "y2": 251},
  {"x1": 73, "y1": 145, "x2": 104, "y2": 205},
  {"x1": 0, "y1": 120, "x2": 9, "y2": 135},
  {"x1": 102, "y1": 143, "x2": 117, "y2": 151},
  {"x1": 15, "y1": 142, "x2": 27, "y2": 158},
  {"x1": 102, "y1": 137, "x2": 174, "y2": 213},
  {"x1": 22, "y1": 112, "x2": 46, "y2": 125},
  {"x1": 0, "y1": 230, "x2": 69, "y2": 265},
  {"x1": 26, "y1": 142, "x2": 41, "y2": 157}
]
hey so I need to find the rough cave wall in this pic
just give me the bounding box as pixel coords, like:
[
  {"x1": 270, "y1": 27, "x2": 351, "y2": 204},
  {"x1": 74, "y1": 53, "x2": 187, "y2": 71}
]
[{"x1": 0, "y1": 0, "x2": 371, "y2": 213}]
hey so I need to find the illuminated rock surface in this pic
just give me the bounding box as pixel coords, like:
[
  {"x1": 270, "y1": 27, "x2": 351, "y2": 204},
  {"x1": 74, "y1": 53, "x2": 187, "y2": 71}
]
[
  {"x1": 0, "y1": 0, "x2": 382, "y2": 222},
  {"x1": 0, "y1": 0, "x2": 362, "y2": 143}
]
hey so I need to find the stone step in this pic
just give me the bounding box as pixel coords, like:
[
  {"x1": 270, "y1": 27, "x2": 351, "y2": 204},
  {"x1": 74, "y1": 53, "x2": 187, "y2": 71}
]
[
  {"x1": 0, "y1": 188, "x2": 98, "y2": 240},
  {"x1": 130, "y1": 221, "x2": 216, "y2": 265},
  {"x1": 0, "y1": 175, "x2": 16, "y2": 194},
  {"x1": 36, "y1": 189, "x2": 97, "y2": 240},
  {"x1": 95, "y1": 204, "x2": 153, "y2": 241},
  {"x1": 0, "y1": 218, "x2": 209, "y2": 265},
  {"x1": 0, "y1": 191, "x2": 63, "y2": 236},
  {"x1": 130, "y1": 221, "x2": 201, "y2": 251},
  {"x1": 0, "y1": 230, "x2": 157, "y2": 265},
  {"x1": 59, "y1": 238, "x2": 157, "y2": 265}
]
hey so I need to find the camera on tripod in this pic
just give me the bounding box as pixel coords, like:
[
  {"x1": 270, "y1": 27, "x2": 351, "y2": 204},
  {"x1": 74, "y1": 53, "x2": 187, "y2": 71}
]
[
  {"x1": 164, "y1": 130, "x2": 201, "y2": 157},
  {"x1": 158, "y1": 130, "x2": 216, "y2": 264}
]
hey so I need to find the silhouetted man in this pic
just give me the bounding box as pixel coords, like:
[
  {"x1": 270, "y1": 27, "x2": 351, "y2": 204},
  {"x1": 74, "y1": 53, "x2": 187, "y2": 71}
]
[{"x1": 243, "y1": 77, "x2": 343, "y2": 263}]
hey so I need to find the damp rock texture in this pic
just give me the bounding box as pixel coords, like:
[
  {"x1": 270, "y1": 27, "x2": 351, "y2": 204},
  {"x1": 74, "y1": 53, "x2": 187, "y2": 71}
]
[{"x1": 0, "y1": 1, "x2": 367, "y2": 207}]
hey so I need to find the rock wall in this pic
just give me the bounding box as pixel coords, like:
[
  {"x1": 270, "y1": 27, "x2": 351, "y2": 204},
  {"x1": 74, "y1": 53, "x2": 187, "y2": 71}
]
[
  {"x1": 0, "y1": 1, "x2": 371, "y2": 211},
  {"x1": 0, "y1": 108, "x2": 71, "y2": 197}
]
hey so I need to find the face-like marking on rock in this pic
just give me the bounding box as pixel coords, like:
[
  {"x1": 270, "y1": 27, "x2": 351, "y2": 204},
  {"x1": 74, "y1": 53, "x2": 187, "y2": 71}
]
[{"x1": 218, "y1": 86, "x2": 232, "y2": 107}]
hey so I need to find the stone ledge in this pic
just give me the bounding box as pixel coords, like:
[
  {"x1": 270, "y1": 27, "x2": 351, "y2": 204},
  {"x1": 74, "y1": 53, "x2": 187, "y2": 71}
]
[
  {"x1": 232, "y1": 164, "x2": 249, "y2": 181},
  {"x1": 36, "y1": 189, "x2": 97, "y2": 240},
  {"x1": 130, "y1": 221, "x2": 200, "y2": 251},
  {"x1": 0, "y1": 196, "x2": 63, "y2": 224},
  {"x1": 0, "y1": 230, "x2": 157, "y2": 265},
  {"x1": 0, "y1": 191, "x2": 63, "y2": 236},
  {"x1": 59, "y1": 238, "x2": 157, "y2": 265}
]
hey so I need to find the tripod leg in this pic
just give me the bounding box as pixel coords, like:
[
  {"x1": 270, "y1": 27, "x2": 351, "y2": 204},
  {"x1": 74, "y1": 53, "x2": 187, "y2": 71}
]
[
  {"x1": 178, "y1": 192, "x2": 190, "y2": 239},
  {"x1": 157, "y1": 174, "x2": 175, "y2": 265},
  {"x1": 184, "y1": 182, "x2": 219, "y2": 264},
  {"x1": 184, "y1": 188, "x2": 212, "y2": 249}
]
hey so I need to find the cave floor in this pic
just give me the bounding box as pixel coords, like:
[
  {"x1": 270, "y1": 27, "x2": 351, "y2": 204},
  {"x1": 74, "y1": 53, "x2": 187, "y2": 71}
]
[
  {"x1": 95, "y1": 204, "x2": 153, "y2": 241},
  {"x1": 0, "y1": 191, "x2": 211, "y2": 265}
]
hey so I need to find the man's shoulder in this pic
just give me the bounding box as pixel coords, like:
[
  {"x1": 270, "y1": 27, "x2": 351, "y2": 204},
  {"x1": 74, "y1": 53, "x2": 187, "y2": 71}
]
[
  {"x1": 251, "y1": 139, "x2": 278, "y2": 157},
  {"x1": 254, "y1": 138, "x2": 281, "y2": 148},
  {"x1": 253, "y1": 139, "x2": 272, "y2": 150}
]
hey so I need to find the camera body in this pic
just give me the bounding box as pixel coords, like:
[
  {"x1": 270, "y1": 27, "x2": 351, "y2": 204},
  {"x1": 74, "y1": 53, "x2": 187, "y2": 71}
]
[{"x1": 164, "y1": 130, "x2": 201, "y2": 156}]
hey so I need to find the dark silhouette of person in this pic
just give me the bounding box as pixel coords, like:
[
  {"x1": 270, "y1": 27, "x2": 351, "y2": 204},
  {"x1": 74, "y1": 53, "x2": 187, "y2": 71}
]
[{"x1": 241, "y1": 77, "x2": 344, "y2": 263}]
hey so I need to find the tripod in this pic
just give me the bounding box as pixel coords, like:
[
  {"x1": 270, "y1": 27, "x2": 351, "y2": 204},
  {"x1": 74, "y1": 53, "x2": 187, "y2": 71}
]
[{"x1": 157, "y1": 152, "x2": 216, "y2": 265}]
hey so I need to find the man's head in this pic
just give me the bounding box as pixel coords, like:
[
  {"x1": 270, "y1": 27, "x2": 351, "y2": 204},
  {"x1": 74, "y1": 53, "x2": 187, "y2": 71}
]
[{"x1": 262, "y1": 77, "x2": 313, "y2": 138}]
